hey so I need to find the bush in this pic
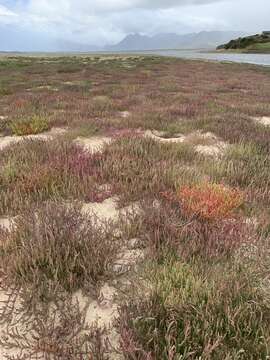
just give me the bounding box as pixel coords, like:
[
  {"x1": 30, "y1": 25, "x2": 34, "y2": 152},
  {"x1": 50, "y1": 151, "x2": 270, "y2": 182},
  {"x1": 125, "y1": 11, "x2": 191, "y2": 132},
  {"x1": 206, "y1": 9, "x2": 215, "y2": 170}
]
[
  {"x1": 134, "y1": 199, "x2": 252, "y2": 260},
  {"x1": 119, "y1": 260, "x2": 270, "y2": 359},
  {"x1": 10, "y1": 114, "x2": 49, "y2": 136},
  {"x1": 0, "y1": 86, "x2": 12, "y2": 96},
  {"x1": 177, "y1": 183, "x2": 244, "y2": 222},
  {"x1": 0, "y1": 202, "x2": 118, "y2": 301}
]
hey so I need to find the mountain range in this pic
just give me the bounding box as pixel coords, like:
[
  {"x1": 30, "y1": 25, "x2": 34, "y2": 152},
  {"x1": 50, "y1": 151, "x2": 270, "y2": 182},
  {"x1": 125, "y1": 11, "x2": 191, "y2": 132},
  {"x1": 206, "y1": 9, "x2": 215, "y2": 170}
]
[
  {"x1": 105, "y1": 31, "x2": 246, "y2": 51},
  {"x1": 0, "y1": 28, "x2": 246, "y2": 52}
]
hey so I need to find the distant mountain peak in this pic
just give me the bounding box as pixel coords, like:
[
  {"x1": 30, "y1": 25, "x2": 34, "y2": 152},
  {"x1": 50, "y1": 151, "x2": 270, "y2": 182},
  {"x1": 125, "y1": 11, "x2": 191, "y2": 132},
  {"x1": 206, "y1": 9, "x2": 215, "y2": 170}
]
[{"x1": 105, "y1": 31, "x2": 247, "y2": 51}]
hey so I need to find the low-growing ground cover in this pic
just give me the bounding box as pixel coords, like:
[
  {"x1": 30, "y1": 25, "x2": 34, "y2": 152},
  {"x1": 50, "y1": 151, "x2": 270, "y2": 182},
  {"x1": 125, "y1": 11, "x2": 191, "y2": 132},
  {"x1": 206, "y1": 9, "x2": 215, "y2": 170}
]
[{"x1": 0, "y1": 54, "x2": 270, "y2": 359}]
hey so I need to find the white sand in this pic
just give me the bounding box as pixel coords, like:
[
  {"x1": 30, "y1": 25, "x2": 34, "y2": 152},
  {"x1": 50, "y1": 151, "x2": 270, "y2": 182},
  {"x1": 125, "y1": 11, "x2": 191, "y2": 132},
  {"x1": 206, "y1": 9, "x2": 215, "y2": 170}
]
[
  {"x1": 74, "y1": 284, "x2": 123, "y2": 359},
  {"x1": 195, "y1": 143, "x2": 228, "y2": 156},
  {"x1": 119, "y1": 111, "x2": 131, "y2": 119},
  {"x1": 82, "y1": 196, "x2": 141, "y2": 224},
  {"x1": 145, "y1": 129, "x2": 228, "y2": 156},
  {"x1": 0, "y1": 217, "x2": 15, "y2": 231},
  {"x1": 0, "y1": 127, "x2": 67, "y2": 151},
  {"x1": 82, "y1": 197, "x2": 120, "y2": 222},
  {"x1": 74, "y1": 136, "x2": 112, "y2": 153},
  {"x1": 253, "y1": 116, "x2": 270, "y2": 126},
  {"x1": 145, "y1": 129, "x2": 185, "y2": 143}
]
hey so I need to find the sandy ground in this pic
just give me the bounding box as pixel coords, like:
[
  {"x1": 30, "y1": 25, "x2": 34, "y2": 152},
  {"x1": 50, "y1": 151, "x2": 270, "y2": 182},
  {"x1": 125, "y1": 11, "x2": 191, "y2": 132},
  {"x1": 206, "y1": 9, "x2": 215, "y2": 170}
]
[
  {"x1": 0, "y1": 196, "x2": 144, "y2": 359},
  {"x1": 145, "y1": 129, "x2": 228, "y2": 156},
  {"x1": 27, "y1": 85, "x2": 59, "y2": 91},
  {"x1": 79, "y1": 196, "x2": 144, "y2": 358},
  {"x1": 82, "y1": 197, "x2": 120, "y2": 222},
  {"x1": 0, "y1": 218, "x2": 12, "y2": 231},
  {"x1": 74, "y1": 136, "x2": 112, "y2": 153},
  {"x1": 74, "y1": 285, "x2": 121, "y2": 359},
  {"x1": 0, "y1": 127, "x2": 67, "y2": 151},
  {"x1": 119, "y1": 111, "x2": 131, "y2": 119},
  {"x1": 82, "y1": 196, "x2": 140, "y2": 222},
  {"x1": 253, "y1": 116, "x2": 270, "y2": 126}
]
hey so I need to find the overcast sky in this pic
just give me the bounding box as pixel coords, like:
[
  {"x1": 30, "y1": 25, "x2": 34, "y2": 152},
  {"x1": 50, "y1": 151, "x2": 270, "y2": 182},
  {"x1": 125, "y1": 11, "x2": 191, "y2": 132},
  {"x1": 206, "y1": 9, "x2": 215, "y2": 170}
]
[{"x1": 0, "y1": 0, "x2": 269, "y2": 50}]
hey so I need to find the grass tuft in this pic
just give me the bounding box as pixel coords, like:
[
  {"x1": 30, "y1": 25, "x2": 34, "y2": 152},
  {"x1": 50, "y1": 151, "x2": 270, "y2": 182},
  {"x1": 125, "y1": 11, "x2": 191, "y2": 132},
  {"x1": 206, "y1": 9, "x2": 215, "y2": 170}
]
[
  {"x1": 0, "y1": 202, "x2": 118, "y2": 301},
  {"x1": 119, "y1": 259, "x2": 270, "y2": 359},
  {"x1": 10, "y1": 114, "x2": 50, "y2": 136}
]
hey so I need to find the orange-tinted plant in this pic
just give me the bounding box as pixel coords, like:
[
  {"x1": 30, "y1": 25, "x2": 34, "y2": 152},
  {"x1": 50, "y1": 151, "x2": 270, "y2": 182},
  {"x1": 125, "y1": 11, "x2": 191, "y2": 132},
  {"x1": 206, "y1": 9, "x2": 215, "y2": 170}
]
[{"x1": 177, "y1": 183, "x2": 244, "y2": 221}]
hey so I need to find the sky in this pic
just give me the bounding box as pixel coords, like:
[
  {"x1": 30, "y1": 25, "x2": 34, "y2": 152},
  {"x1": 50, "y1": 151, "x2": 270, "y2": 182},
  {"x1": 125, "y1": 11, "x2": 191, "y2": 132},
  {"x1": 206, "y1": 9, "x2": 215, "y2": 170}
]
[{"x1": 0, "y1": 0, "x2": 269, "y2": 51}]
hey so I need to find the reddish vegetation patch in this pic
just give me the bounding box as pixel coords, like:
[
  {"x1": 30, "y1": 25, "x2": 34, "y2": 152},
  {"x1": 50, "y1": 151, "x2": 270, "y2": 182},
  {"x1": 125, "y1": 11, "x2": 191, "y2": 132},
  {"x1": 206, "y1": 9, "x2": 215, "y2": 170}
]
[{"x1": 178, "y1": 183, "x2": 244, "y2": 221}]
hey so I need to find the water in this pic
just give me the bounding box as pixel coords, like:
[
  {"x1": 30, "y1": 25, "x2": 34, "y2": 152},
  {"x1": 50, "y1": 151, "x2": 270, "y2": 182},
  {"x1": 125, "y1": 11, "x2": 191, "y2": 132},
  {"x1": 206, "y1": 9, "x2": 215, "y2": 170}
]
[
  {"x1": 138, "y1": 49, "x2": 270, "y2": 66},
  {"x1": 1, "y1": 49, "x2": 270, "y2": 66}
]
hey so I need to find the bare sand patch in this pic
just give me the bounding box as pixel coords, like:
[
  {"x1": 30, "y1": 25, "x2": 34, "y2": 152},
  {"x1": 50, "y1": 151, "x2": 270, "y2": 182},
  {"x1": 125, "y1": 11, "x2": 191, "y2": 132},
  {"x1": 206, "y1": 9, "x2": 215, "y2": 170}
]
[
  {"x1": 0, "y1": 127, "x2": 67, "y2": 151},
  {"x1": 74, "y1": 136, "x2": 112, "y2": 153},
  {"x1": 0, "y1": 291, "x2": 22, "y2": 359},
  {"x1": 0, "y1": 284, "x2": 122, "y2": 359},
  {"x1": 145, "y1": 129, "x2": 185, "y2": 143},
  {"x1": 195, "y1": 144, "x2": 227, "y2": 156},
  {"x1": 75, "y1": 285, "x2": 118, "y2": 328},
  {"x1": 82, "y1": 196, "x2": 141, "y2": 223},
  {"x1": 253, "y1": 116, "x2": 270, "y2": 126},
  {"x1": 36, "y1": 85, "x2": 58, "y2": 91},
  {"x1": 145, "y1": 129, "x2": 228, "y2": 156},
  {"x1": 74, "y1": 285, "x2": 123, "y2": 359},
  {"x1": 119, "y1": 111, "x2": 131, "y2": 119},
  {"x1": 112, "y1": 248, "x2": 145, "y2": 275},
  {"x1": 0, "y1": 217, "x2": 15, "y2": 231},
  {"x1": 82, "y1": 197, "x2": 120, "y2": 222},
  {"x1": 27, "y1": 85, "x2": 59, "y2": 92}
]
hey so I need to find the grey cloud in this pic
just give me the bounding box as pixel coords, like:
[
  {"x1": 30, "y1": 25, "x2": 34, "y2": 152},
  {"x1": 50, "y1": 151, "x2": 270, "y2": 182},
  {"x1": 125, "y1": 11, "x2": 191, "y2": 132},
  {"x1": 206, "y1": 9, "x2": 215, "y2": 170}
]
[{"x1": 0, "y1": 0, "x2": 269, "y2": 50}]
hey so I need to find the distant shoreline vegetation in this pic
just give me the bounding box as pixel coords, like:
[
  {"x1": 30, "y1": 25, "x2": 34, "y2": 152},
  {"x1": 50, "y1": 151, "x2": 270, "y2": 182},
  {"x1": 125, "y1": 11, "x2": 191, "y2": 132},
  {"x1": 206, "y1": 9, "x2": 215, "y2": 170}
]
[{"x1": 217, "y1": 32, "x2": 270, "y2": 53}]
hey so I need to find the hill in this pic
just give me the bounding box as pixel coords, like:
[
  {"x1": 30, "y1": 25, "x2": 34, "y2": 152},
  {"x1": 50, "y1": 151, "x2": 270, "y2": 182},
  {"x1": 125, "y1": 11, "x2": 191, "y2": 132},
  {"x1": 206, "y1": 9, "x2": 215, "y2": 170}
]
[
  {"x1": 217, "y1": 32, "x2": 270, "y2": 53},
  {"x1": 105, "y1": 31, "x2": 245, "y2": 51}
]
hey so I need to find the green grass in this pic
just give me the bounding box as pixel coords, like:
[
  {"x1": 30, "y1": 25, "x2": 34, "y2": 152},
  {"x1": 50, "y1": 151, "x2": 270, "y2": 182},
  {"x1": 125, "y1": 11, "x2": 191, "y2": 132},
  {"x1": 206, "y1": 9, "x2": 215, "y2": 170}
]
[
  {"x1": 119, "y1": 259, "x2": 270, "y2": 359},
  {"x1": 10, "y1": 114, "x2": 50, "y2": 136},
  {"x1": 248, "y1": 42, "x2": 270, "y2": 53}
]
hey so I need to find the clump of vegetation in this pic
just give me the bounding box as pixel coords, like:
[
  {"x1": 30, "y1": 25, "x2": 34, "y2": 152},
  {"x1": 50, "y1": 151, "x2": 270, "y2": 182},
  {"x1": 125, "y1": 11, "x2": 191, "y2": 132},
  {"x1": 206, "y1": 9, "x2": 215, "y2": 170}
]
[
  {"x1": 217, "y1": 32, "x2": 270, "y2": 52},
  {"x1": 119, "y1": 259, "x2": 270, "y2": 359},
  {"x1": 0, "y1": 85, "x2": 12, "y2": 96},
  {"x1": 100, "y1": 136, "x2": 197, "y2": 204},
  {"x1": 131, "y1": 198, "x2": 252, "y2": 260},
  {"x1": 0, "y1": 202, "x2": 117, "y2": 301},
  {"x1": 177, "y1": 183, "x2": 244, "y2": 221},
  {"x1": 10, "y1": 114, "x2": 49, "y2": 136},
  {"x1": 90, "y1": 95, "x2": 115, "y2": 117},
  {"x1": 0, "y1": 139, "x2": 107, "y2": 215},
  {"x1": 204, "y1": 143, "x2": 270, "y2": 205},
  {"x1": 0, "y1": 117, "x2": 9, "y2": 134}
]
